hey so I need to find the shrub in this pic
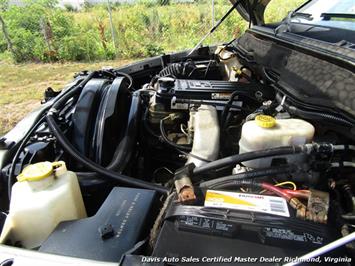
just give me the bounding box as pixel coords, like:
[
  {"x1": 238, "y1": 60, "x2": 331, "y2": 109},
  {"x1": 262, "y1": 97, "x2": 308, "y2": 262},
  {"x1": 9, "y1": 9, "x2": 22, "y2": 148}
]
[
  {"x1": 0, "y1": 0, "x2": 302, "y2": 62},
  {"x1": 64, "y1": 4, "x2": 77, "y2": 12}
]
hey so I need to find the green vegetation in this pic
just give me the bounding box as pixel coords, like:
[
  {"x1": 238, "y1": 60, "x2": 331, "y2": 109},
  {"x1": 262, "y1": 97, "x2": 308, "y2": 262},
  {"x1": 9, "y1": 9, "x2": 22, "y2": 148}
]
[
  {"x1": 0, "y1": 0, "x2": 306, "y2": 135},
  {"x1": 0, "y1": 0, "x2": 305, "y2": 63}
]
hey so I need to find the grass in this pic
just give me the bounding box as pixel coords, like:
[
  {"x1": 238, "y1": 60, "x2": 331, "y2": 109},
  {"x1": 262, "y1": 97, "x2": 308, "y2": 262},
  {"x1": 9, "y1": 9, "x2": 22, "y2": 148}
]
[
  {"x1": 0, "y1": 59, "x2": 133, "y2": 136},
  {"x1": 0, "y1": 0, "x2": 306, "y2": 136}
]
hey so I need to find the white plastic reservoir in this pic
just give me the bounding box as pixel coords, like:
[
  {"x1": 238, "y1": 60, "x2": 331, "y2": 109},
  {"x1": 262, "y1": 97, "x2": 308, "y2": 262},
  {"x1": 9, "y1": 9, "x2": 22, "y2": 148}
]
[
  {"x1": 0, "y1": 161, "x2": 87, "y2": 249},
  {"x1": 239, "y1": 115, "x2": 315, "y2": 168}
]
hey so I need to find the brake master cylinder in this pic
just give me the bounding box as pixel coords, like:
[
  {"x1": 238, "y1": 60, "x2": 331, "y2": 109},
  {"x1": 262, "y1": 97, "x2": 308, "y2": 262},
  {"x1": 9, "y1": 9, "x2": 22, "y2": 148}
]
[
  {"x1": 0, "y1": 161, "x2": 87, "y2": 249},
  {"x1": 239, "y1": 115, "x2": 315, "y2": 168}
]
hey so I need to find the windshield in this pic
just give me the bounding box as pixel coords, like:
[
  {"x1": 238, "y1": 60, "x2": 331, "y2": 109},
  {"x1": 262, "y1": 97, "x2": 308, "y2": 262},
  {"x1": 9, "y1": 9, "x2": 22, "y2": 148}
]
[{"x1": 293, "y1": 0, "x2": 355, "y2": 31}]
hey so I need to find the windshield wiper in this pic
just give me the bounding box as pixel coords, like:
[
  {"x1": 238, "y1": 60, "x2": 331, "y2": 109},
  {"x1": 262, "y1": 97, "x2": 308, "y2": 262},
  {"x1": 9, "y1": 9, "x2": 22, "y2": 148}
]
[
  {"x1": 291, "y1": 12, "x2": 313, "y2": 21},
  {"x1": 275, "y1": 11, "x2": 313, "y2": 35},
  {"x1": 321, "y1": 13, "x2": 355, "y2": 20}
]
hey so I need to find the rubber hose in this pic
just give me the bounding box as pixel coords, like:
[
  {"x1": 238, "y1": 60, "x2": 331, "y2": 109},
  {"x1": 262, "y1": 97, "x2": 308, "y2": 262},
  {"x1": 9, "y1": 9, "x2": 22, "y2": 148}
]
[
  {"x1": 50, "y1": 71, "x2": 97, "y2": 113},
  {"x1": 76, "y1": 172, "x2": 108, "y2": 187},
  {"x1": 48, "y1": 74, "x2": 137, "y2": 184},
  {"x1": 7, "y1": 116, "x2": 47, "y2": 199},
  {"x1": 220, "y1": 90, "x2": 240, "y2": 127},
  {"x1": 210, "y1": 179, "x2": 261, "y2": 190},
  {"x1": 158, "y1": 62, "x2": 197, "y2": 79},
  {"x1": 7, "y1": 78, "x2": 86, "y2": 199},
  {"x1": 79, "y1": 92, "x2": 141, "y2": 179},
  {"x1": 276, "y1": 93, "x2": 354, "y2": 127},
  {"x1": 193, "y1": 146, "x2": 304, "y2": 176},
  {"x1": 199, "y1": 164, "x2": 296, "y2": 189},
  {"x1": 288, "y1": 106, "x2": 353, "y2": 127},
  {"x1": 159, "y1": 63, "x2": 184, "y2": 78},
  {"x1": 210, "y1": 180, "x2": 254, "y2": 190},
  {"x1": 46, "y1": 114, "x2": 169, "y2": 194},
  {"x1": 342, "y1": 184, "x2": 355, "y2": 213}
]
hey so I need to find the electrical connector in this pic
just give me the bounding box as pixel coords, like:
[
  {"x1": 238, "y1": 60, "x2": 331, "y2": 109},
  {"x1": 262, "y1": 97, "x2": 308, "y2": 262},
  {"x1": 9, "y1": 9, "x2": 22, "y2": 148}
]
[
  {"x1": 289, "y1": 198, "x2": 307, "y2": 219},
  {"x1": 174, "y1": 164, "x2": 196, "y2": 204}
]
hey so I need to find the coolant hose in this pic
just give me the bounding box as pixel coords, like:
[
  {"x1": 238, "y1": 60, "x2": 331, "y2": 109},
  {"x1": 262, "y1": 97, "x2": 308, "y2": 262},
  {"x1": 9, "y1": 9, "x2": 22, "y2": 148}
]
[
  {"x1": 193, "y1": 146, "x2": 305, "y2": 176},
  {"x1": 200, "y1": 164, "x2": 296, "y2": 189},
  {"x1": 47, "y1": 74, "x2": 167, "y2": 192},
  {"x1": 46, "y1": 114, "x2": 169, "y2": 194},
  {"x1": 220, "y1": 90, "x2": 240, "y2": 128},
  {"x1": 288, "y1": 105, "x2": 353, "y2": 127},
  {"x1": 7, "y1": 77, "x2": 87, "y2": 200},
  {"x1": 50, "y1": 71, "x2": 97, "y2": 113},
  {"x1": 276, "y1": 93, "x2": 354, "y2": 127},
  {"x1": 158, "y1": 61, "x2": 197, "y2": 79},
  {"x1": 159, "y1": 63, "x2": 184, "y2": 77},
  {"x1": 7, "y1": 116, "x2": 47, "y2": 199}
]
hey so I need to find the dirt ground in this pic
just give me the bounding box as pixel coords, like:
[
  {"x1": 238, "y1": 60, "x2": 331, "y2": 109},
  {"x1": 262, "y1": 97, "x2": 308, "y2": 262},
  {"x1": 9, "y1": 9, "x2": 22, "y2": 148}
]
[{"x1": 0, "y1": 59, "x2": 133, "y2": 135}]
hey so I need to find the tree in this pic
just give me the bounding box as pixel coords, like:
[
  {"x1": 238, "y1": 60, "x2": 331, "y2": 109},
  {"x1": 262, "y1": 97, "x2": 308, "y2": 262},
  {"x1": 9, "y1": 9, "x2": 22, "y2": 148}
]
[
  {"x1": 0, "y1": 15, "x2": 15, "y2": 53},
  {"x1": 83, "y1": 0, "x2": 93, "y2": 10},
  {"x1": 159, "y1": 0, "x2": 170, "y2": 5},
  {"x1": 0, "y1": 0, "x2": 7, "y2": 11},
  {"x1": 24, "y1": 0, "x2": 59, "y2": 9},
  {"x1": 64, "y1": 3, "x2": 77, "y2": 12}
]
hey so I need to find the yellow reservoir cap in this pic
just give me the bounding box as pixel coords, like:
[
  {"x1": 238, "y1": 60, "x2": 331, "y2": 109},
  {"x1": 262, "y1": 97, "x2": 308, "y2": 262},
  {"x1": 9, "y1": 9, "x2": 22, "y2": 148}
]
[
  {"x1": 17, "y1": 161, "x2": 54, "y2": 182},
  {"x1": 255, "y1": 115, "x2": 276, "y2": 128}
]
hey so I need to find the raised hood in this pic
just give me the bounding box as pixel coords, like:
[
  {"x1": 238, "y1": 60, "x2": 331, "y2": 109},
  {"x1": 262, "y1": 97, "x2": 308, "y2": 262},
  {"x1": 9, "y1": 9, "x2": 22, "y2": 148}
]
[{"x1": 230, "y1": 0, "x2": 272, "y2": 25}]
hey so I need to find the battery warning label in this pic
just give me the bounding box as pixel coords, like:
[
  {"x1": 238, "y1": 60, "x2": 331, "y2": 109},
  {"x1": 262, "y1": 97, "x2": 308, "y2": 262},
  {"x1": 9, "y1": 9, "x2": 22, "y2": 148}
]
[{"x1": 204, "y1": 190, "x2": 290, "y2": 217}]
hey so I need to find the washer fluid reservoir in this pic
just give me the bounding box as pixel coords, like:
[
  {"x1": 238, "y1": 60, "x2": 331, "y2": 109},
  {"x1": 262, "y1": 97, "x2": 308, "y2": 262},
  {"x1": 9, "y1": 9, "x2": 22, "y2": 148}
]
[
  {"x1": 0, "y1": 161, "x2": 87, "y2": 249},
  {"x1": 239, "y1": 115, "x2": 315, "y2": 168}
]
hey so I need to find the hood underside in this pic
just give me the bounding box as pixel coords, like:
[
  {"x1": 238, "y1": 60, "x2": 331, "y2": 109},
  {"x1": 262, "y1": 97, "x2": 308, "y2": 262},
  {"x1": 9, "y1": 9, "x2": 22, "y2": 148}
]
[{"x1": 230, "y1": 0, "x2": 272, "y2": 25}]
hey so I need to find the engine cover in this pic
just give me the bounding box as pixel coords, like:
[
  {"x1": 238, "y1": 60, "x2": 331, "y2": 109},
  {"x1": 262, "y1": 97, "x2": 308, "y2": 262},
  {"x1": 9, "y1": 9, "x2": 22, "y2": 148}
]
[{"x1": 154, "y1": 78, "x2": 272, "y2": 109}]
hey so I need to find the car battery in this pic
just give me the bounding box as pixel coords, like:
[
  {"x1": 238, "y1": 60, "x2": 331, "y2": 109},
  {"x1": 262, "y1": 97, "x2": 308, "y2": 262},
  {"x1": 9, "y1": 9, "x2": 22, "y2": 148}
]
[{"x1": 152, "y1": 191, "x2": 339, "y2": 265}]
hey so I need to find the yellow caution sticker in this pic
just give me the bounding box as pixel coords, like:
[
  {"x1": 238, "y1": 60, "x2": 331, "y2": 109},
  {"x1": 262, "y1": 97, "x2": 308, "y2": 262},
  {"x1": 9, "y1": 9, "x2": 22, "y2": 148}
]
[{"x1": 205, "y1": 190, "x2": 290, "y2": 217}]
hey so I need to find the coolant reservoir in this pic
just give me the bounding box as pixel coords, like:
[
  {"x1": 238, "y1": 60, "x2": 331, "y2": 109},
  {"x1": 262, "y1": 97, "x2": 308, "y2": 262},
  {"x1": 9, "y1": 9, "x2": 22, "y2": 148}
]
[
  {"x1": 239, "y1": 115, "x2": 315, "y2": 168},
  {"x1": 0, "y1": 161, "x2": 87, "y2": 249}
]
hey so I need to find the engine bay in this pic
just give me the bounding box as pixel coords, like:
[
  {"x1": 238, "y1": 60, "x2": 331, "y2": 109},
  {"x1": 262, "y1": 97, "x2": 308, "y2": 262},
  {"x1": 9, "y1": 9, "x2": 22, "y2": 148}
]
[{"x1": 0, "y1": 44, "x2": 355, "y2": 265}]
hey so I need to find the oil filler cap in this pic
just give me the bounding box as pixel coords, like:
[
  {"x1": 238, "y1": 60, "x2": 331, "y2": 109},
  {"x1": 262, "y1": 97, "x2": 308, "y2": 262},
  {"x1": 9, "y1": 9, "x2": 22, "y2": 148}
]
[
  {"x1": 17, "y1": 161, "x2": 54, "y2": 182},
  {"x1": 255, "y1": 115, "x2": 276, "y2": 128}
]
